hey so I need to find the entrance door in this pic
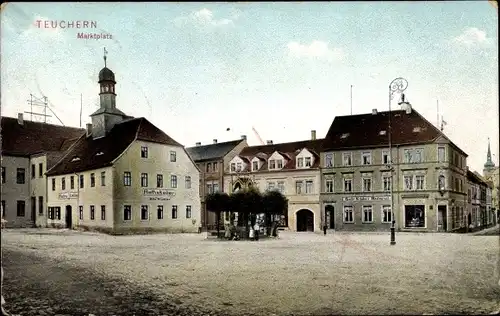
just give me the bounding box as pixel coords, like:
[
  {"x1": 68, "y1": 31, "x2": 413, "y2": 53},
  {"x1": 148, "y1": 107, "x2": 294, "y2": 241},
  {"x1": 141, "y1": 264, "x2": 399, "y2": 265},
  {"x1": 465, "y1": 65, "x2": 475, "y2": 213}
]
[
  {"x1": 65, "y1": 205, "x2": 72, "y2": 229},
  {"x1": 296, "y1": 209, "x2": 314, "y2": 232},
  {"x1": 31, "y1": 197, "x2": 37, "y2": 227},
  {"x1": 325, "y1": 205, "x2": 335, "y2": 229},
  {"x1": 437, "y1": 205, "x2": 447, "y2": 232}
]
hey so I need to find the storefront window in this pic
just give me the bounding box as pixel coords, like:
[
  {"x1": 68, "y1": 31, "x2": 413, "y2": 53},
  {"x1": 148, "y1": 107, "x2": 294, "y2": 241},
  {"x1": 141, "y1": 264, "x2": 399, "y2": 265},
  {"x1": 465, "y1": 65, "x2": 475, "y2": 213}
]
[{"x1": 404, "y1": 205, "x2": 425, "y2": 228}]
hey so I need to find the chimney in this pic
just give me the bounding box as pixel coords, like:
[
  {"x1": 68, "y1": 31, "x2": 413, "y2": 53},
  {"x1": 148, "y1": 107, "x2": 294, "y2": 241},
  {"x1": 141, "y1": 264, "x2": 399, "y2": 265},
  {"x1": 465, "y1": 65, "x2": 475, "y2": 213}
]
[
  {"x1": 195, "y1": 142, "x2": 201, "y2": 146},
  {"x1": 405, "y1": 103, "x2": 412, "y2": 114},
  {"x1": 17, "y1": 113, "x2": 24, "y2": 125},
  {"x1": 372, "y1": 109, "x2": 378, "y2": 115},
  {"x1": 213, "y1": 139, "x2": 218, "y2": 144},
  {"x1": 311, "y1": 130, "x2": 316, "y2": 140},
  {"x1": 241, "y1": 135, "x2": 247, "y2": 140},
  {"x1": 267, "y1": 140, "x2": 273, "y2": 145},
  {"x1": 86, "y1": 123, "x2": 92, "y2": 137}
]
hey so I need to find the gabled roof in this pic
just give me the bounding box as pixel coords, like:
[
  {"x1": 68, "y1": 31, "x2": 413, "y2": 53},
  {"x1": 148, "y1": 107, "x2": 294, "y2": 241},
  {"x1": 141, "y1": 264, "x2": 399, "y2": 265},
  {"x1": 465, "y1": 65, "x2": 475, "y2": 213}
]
[
  {"x1": 235, "y1": 139, "x2": 324, "y2": 172},
  {"x1": 186, "y1": 139, "x2": 245, "y2": 162},
  {"x1": 322, "y1": 107, "x2": 467, "y2": 156},
  {"x1": 46, "y1": 117, "x2": 183, "y2": 176},
  {"x1": 467, "y1": 170, "x2": 488, "y2": 186},
  {"x1": 1, "y1": 116, "x2": 85, "y2": 156}
]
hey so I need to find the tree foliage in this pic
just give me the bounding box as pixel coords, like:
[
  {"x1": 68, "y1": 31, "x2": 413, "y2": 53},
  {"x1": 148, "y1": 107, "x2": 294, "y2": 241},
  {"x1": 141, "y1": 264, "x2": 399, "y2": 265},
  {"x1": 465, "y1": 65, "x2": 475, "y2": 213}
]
[
  {"x1": 205, "y1": 192, "x2": 230, "y2": 213},
  {"x1": 262, "y1": 190, "x2": 288, "y2": 215}
]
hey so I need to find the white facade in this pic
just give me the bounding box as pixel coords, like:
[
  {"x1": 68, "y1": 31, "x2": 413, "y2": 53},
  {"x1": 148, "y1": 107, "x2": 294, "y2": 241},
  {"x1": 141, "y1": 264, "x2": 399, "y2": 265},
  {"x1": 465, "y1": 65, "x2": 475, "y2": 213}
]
[{"x1": 1, "y1": 155, "x2": 32, "y2": 227}]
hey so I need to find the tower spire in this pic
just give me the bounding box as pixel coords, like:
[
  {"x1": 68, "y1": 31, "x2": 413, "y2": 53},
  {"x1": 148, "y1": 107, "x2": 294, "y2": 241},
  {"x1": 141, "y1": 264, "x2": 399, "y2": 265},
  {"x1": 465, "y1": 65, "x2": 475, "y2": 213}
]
[
  {"x1": 103, "y1": 47, "x2": 108, "y2": 67},
  {"x1": 484, "y1": 137, "x2": 495, "y2": 170}
]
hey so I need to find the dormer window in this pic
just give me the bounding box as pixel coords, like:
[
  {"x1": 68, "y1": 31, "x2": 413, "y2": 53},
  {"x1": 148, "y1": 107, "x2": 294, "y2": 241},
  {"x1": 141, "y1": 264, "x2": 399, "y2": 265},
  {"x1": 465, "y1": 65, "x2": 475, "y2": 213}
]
[
  {"x1": 341, "y1": 133, "x2": 350, "y2": 139},
  {"x1": 96, "y1": 151, "x2": 104, "y2": 156},
  {"x1": 230, "y1": 163, "x2": 236, "y2": 172},
  {"x1": 236, "y1": 162, "x2": 242, "y2": 172},
  {"x1": 252, "y1": 161, "x2": 259, "y2": 171},
  {"x1": 269, "y1": 160, "x2": 276, "y2": 169},
  {"x1": 305, "y1": 157, "x2": 312, "y2": 167},
  {"x1": 379, "y1": 130, "x2": 387, "y2": 135},
  {"x1": 412, "y1": 127, "x2": 422, "y2": 133},
  {"x1": 277, "y1": 160, "x2": 283, "y2": 169},
  {"x1": 71, "y1": 157, "x2": 80, "y2": 162},
  {"x1": 297, "y1": 158, "x2": 304, "y2": 168}
]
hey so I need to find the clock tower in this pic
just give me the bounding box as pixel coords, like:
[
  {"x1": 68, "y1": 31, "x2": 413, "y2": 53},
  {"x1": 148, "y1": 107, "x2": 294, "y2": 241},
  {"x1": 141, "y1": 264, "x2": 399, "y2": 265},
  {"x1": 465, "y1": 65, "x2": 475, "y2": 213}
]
[{"x1": 90, "y1": 48, "x2": 128, "y2": 139}]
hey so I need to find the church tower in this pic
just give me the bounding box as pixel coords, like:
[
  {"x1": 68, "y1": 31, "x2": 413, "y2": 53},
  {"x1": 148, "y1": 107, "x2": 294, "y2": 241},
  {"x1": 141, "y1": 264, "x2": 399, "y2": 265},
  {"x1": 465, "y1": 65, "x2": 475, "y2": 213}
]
[
  {"x1": 90, "y1": 48, "x2": 128, "y2": 139},
  {"x1": 483, "y1": 138, "x2": 496, "y2": 176}
]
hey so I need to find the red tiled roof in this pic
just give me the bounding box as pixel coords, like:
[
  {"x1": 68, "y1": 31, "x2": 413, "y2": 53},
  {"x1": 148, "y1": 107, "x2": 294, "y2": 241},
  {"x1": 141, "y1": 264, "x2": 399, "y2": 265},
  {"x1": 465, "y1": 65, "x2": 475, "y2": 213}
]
[
  {"x1": 1, "y1": 116, "x2": 85, "y2": 156},
  {"x1": 323, "y1": 107, "x2": 467, "y2": 156},
  {"x1": 236, "y1": 139, "x2": 324, "y2": 172},
  {"x1": 46, "y1": 117, "x2": 183, "y2": 176}
]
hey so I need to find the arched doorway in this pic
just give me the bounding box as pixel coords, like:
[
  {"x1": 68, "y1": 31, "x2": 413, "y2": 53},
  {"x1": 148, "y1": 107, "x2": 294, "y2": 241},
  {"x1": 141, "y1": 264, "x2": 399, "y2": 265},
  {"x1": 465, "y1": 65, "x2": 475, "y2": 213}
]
[
  {"x1": 65, "y1": 205, "x2": 72, "y2": 229},
  {"x1": 296, "y1": 209, "x2": 314, "y2": 232},
  {"x1": 233, "y1": 182, "x2": 242, "y2": 192}
]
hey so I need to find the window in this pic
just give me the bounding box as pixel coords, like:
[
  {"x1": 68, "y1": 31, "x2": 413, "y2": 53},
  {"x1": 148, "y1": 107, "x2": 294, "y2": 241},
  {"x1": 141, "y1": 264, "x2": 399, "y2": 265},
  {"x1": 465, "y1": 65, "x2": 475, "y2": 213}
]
[
  {"x1": 361, "y1": 152, "x2": 372, "y2": 165},
  {"x1": 207, "y1": 184, "x2": 213, "y2": 194},
  {"x1": 79, "y1": 206, "x2": 83, "y2": 220},
  {"x1": 70, "y1": 176, "x2": 75, "y2": 189},
  {"x1": 186, "y1": 205, "x2": 192, "y2": 218},
  {"x1": 252, "y1": 161, "x2": 259, "y2": 171},
  {"x1": 305, "y1": 180, "x2": 313, "y2": 194},
  {"x1": 156, "y1": 174, "x2": 163, "y2": 188},
  {"x1": 230, "y1": 163, "x2": 236, "y2": 172},
  {"x1": 362, "y1": 176, "x2": 372, "y2": 192},
  {"x1": 31, "y1": 197, "x2": 36, "y2": 219},
  {"x1": 206, "y1": 163, "x2": 211, "y2": 173},
  {"x1": 325, "y1": 153, "x2": 333, "y2": 168},
  {"x1": 31, "y1": 164, "x2": 36, "y2": 179},
  {"x1": 90, "y1": 173, "x2": 95, "y2": 187},
  {"x1": 236, "y1": 162, "x2": 243, "y2": 172},
  {"x1": 277, "y1": 181, "x2": 285, "y2": 193},
  {"x1": 267, "y1": 182, "x2": 276, "y2": 191},
  {"x1": 383, "y1": 176, "x2": 391, "y2": 191},
  {"x1": 438, "y1": 175, "x2": 445, "y2": 190},
  {"x1": 382, "y1": 205, "x2": 392, "y2": 223},
  {"x1": 185, "y1": 176, "x2": 191, "y2": 189},
  {"x1": 141, "y1": 205, "x2": 148, "y2": 220},
  {"x1": 51, "y1": 178, "x2": 56, "y2": 191},
  {"x1": 344, "y1": 178, "x2": 352, "y2": 192},
  {"x1": 415, "y1": 175, "x2": 425, "y2": 190},
  {"x1": 172, "y1": 205, "x2": 178, "y2": 219},
  {"x1": 48, "y1": 207, "x2": 53, "y2": 220},
  {"x1": 404, "y1": 205, "x2": 425, "y2": 228},
  {"x1": 170, "y1": 151, "x2": 177, "y2": 162},
  {"x1": 382, "y1": 150, "x2": 390, "y2": 165},
  {"x1": 171, "y1": 175, "x2": 178, "y2": 188},
  {"x1": 277, "y1": 160, "x2": 283, "y2": 169},
  {"x1": 124, "y1": 205, "x2": 132, "y2": 221},
  {"x1": 123, "y1": 172, "x2": 132, "y2": 186},
  {"x1": 55, "y1": 207, "x2": 61, "y2": 220},
  {"x1": 79, "y1": 175, "x2": 84, "y2": 188},
  {"x1": 38, "y1": 196, "x2": 43, "y2": 215},
  {"x1": 61, "y1": 177, "x2": 66, "y2": 190},
  {"x1": 141, "y1": 173, "x2": 148, "y2": 187},
  {"x1": 297, "y1": 158, "x2": 304, "y2": 168},
  {"x1": 157, "y1": 205, "x2": 164, "y2": 219},
  {"x1": 342, "y1": 153, "x2": 352, "y2": 166},
  {"x1": 404, "y1": 175, "x2": 413, "y2": 190},
  {"x1": 1, "y1": 167, "x2": 5, "y2": 183},
  {"x1": 404, "y1": 149, "x2": 413, "y2": 163},
  {"x1": 295, "y1": 181, "x2": 303, "y2": 194},
  {"x1": 141, "y1": 146, "x2": 148, "y2": 158},
  {"x1": 326, "y1": 179, "x2": 334, "y2": 193},
  {"x1": 90, "y1": 206, "x2": 95, "y2": 220},
  {"x1": 39, "y1": 163, "x2": 43, "y2": 177},
  {"x1": 213, "y1": 183, "x2": 219, "y2": 192},
  {"x1": 362, "y1": 206, "x2": 373, "y2": 223},
  {"x1": 100, "y1": 205, "x2": 106, "y2": 220},
  {"x1": 213, "y1": 162, "x2": 218, "y2": 172},
  {"x1": 269, "y1": 160, "x2": 276, "y2": 169},
  {"x1": 101, "y1": 172, "x2": 106, "y2": 186},
  {"x1": 16, "y1": 168, "x2": 25, "y2": 184},
  {"x1": 1, "y1": 201, "x2": 5, "y2": 217},
  {"x1": 414, "y1": 149, "x2": 423, "y2": 163},
  {"x1": 343, "y1": 206, "x2": 354, "y2": 223},
  {"x1": 304, "y1": 157, "x2": 312, "y2": 167}
]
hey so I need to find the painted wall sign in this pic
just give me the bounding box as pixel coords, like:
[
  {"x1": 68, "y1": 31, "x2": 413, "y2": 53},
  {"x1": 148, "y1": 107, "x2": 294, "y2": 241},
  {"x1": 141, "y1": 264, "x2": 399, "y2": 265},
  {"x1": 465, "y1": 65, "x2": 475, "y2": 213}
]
[
  {"x1": 58, "y1": 192, "x2": 78, "y2": 200},
  {"x1": 143, "y1": 188, "x2": 175, "y2": 200},
  {"x1": 342, "y1": 196, "x2": 391, "y2": 202}
]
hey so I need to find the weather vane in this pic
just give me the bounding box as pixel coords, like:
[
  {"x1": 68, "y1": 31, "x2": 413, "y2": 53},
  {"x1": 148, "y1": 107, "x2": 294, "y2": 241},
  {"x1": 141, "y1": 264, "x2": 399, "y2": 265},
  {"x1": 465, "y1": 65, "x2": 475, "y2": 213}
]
[{"x1": 103, "y1": 47, "x2": 108, "y2": 67}]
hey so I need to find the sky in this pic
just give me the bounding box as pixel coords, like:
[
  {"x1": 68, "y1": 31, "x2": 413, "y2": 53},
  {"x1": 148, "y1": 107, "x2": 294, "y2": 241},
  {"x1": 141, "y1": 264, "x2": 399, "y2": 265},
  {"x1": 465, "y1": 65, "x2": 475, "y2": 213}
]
[{"x1": 1, "y1": 2, "x2": 498, "y2": 174}]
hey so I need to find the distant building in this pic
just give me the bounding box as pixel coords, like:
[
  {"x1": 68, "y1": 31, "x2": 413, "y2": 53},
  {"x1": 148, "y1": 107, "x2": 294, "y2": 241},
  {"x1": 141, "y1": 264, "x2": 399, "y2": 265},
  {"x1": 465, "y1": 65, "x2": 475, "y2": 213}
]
[
  {"x1": 320, "y1": 103, "x2": 468, "y2": 232},
  {"x1": 467, "y1": 170, "x2": 494, "y2": 229},
  {"x1": 186, "y1": 137, "x2": 247, "y2": 230},
  {"x1": 44, "y1": 56, "x2": 200, "y2": 234},
  {"x1": 223, "y1": 131, "x2": 323, "y2": 232},
  {"x1": 0, "y1": 114, "x2": 84, "y2": 228},
  {"x1": 482, "y1": 138, "x2": 499, "y2": 222}
]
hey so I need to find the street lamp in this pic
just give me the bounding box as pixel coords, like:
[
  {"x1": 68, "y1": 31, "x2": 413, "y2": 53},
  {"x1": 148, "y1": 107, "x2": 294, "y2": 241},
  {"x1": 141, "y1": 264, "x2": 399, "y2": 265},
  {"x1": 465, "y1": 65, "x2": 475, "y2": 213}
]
[{"x1": 388, "y1": 77, "x2": 408, "y2": 245}]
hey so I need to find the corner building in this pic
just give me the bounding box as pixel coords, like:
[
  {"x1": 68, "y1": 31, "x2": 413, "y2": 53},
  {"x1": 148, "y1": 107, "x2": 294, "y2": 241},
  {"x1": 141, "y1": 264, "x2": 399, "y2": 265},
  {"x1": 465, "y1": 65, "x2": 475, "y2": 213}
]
[
  {"x1": 45, "y1": 59, "x2": 200, "y2": 234},
  {"x1": 320, "y1": 104, "x2": 468, "y2": 232}
]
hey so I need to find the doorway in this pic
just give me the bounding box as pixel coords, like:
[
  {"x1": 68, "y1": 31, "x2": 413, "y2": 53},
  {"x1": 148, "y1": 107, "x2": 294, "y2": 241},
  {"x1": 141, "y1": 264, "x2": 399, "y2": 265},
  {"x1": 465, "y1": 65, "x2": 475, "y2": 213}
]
[
  {"x1": 31, "y1": 197, "x2": 37, "y2": 227},
  {"x1": 437, "y1": 205, "x2": 447, "y2": 232},
  {"x1": 325, "y1": 205, "x2": 335, "y2": 229},
  {"x1": 296, "y1": 209, "x2": 314, "y2": 232},
  {"x1": 65, "y1": 205, "x2": 72, "y2": 229}
]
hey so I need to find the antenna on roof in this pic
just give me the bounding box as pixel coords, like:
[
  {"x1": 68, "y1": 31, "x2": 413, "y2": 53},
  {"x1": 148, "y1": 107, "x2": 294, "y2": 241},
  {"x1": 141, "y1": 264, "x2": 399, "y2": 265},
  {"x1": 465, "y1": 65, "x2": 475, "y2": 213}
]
[
  {"x1": 25, "y1": 94, "x2": 51, "y2": 123},
  {"x1": 350, "y1": 84, "x2": 353, "y2": 115},
  {"x1": 80, "y1": 94, "x2": 83, "y2": 128},
  {"x1": 103, "y1": 47, "x2": 108, "y2": 67}
]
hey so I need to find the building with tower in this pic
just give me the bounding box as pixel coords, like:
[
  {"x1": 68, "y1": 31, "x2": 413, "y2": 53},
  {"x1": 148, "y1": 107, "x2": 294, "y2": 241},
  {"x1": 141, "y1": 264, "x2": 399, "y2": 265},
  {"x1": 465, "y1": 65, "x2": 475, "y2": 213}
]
[
  {"x1": 482, "y1": 138, "x2": 499, "y2": 224},
  {"x1": 45, "y1": 51, "x2": 201, "y2": 234}
]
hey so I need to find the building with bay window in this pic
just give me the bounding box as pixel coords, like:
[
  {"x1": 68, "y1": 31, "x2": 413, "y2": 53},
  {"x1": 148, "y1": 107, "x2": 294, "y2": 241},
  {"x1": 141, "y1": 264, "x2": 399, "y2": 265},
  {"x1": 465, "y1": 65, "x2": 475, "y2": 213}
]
[
  {"x1": 45, "y1": 58, "x2": 200, "y2": 234},
  {"x1": 223, "y1": 131, "x2": 323, "y2": 232},
  {"x1": 320, "y1": 103, "x2": 468, "y2": 232}
]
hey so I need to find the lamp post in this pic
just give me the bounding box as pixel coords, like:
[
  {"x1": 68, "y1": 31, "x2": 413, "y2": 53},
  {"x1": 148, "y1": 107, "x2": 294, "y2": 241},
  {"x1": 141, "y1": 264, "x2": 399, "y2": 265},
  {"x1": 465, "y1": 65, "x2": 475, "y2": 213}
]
[{"x1": 388, "y1": 77, "x2": 408, "y2": 245}]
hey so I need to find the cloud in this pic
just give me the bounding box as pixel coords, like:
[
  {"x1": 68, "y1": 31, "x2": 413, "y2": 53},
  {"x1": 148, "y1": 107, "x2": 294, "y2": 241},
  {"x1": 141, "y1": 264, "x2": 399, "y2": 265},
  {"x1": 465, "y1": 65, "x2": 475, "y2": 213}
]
[
  {"x1": 287, "y1": 40, "x2": 345, "y2": 62},
  {"x1": 173, "y1": 8, "x2": 237, "y2": 28},
  {"x1": 453, "y1": 27, "x2": 492, "y2": 48}
]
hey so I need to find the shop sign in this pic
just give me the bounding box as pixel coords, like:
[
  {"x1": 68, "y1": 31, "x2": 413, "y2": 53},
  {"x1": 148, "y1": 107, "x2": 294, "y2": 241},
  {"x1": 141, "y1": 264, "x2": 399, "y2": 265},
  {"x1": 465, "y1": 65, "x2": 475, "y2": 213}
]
[
  {"x1": 143, "y1": 188, "x2": 176, "y2": 201},
  {"x1": 58, "y1": 192, "x2": 78, "y2": 200},
  {"x1": 342, "y1": 196, "x2": 391, "y2": 202}
]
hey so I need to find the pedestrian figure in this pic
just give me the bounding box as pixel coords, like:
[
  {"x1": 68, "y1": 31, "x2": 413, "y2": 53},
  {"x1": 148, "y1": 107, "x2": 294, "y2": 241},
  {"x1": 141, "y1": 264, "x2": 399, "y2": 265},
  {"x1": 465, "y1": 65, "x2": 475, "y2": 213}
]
[
  {"x1": 254, "y1": 222, "x2": 260, "y2": 241},
  {"x1": 323, "y1": 225, "x2": 327, "y2": 235}
]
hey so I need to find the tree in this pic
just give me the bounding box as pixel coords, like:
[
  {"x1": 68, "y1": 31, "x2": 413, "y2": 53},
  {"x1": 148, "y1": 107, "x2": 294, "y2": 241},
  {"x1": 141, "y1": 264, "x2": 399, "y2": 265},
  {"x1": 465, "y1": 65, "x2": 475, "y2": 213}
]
[
  {"x1": 230, "y1": 187, "x2": 263, "y2": 231},
  {"x1": 205, "y1": 192, "x2": 230, "y2": 237},
  {"x1": 262, "y1": 190, "x2": 288, "y2": 236}
]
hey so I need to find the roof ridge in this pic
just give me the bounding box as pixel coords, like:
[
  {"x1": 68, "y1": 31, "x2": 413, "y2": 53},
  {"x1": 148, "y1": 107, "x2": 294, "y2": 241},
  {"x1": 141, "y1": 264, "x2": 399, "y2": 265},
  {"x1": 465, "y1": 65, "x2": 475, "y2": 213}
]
[
  {"x1": 0, "y1": 116, "x2": 84, "y2": 131},
  {"x1": 45, "y1": 133, "x2": 87, "y2": 176}
]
